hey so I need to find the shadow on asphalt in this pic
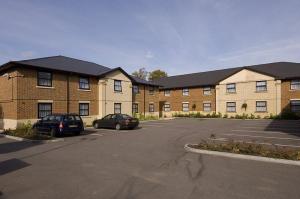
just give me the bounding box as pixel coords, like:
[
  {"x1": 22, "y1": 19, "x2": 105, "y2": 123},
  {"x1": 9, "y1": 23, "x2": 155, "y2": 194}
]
[
  {"x1": 0, "y1": 140, "x2": 42, "y2": 154},
  {"x1": 0, "y1": 158, "x2": 30, "y2": 176},
  {"x1": 265, "y1": 119, "x2": 300, "y2": 137}
]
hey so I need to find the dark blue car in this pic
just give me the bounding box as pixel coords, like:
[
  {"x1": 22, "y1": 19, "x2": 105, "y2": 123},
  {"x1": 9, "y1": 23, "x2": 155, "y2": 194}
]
[{"x1": 33, "y1": 113, "x2": 84, "y2": 137}]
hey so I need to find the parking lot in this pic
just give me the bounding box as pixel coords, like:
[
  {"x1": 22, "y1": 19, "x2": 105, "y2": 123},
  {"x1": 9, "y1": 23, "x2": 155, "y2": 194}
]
[{"x1": 1, "y1": 118, "x2": 300, "y2": 199}]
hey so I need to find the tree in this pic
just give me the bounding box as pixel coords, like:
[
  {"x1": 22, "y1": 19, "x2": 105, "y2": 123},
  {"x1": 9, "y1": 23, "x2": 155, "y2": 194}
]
[
  {"x1": 132, "y1": 68, "x2": 148, "y2": 80},
  {"x1": 148, "y1": 69, "x2": 168, "y2": 81}
]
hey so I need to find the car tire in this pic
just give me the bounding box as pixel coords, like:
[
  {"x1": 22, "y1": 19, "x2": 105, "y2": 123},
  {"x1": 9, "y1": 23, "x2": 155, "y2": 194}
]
[
  {"x1": 93, "y1": 122, "x2": 99, "y2": 129},
  {"x1": 115, "y1": 123, "x2": 121, "y2": 130}
]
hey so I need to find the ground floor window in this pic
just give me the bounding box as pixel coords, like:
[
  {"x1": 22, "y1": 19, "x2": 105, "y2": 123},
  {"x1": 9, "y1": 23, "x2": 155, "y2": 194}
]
[
  {"x1": 203, "y1": 103, "x2": 211, "y2": 112},
  {"x1": 79, "y1": 103, "x2": 89, "y2": 116},
  {"x1": 164, "y1": 103, "x2": 171, "y2": 112},
  {"x1": 182, "y1": 103, "x2": 189, "y2": 112},
  {"x1": 256, "y1": 101, "x2": 267, "y2": 112},
  {"x1": 132, "y1": 103, "x2": 138, "y2": 113},
  {"x1": 291, "y1": 100, "x2": 300, "y2": 112},
  {"x1": 114, "y1": 103, "x2": 121, "y2": 114},
  {"x1": 226, "y1": 102, "x2": 236, "y2": 112},
  {"x1": 38, "y1": 103, "x2": 52, "y2": 118},
  {"x1": 149, "y1": 103, "x2": 154, "y2": 112}
]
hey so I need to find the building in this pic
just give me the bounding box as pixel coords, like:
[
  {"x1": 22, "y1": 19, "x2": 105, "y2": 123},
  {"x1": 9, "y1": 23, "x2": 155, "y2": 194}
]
[
  {"x1": 0, "y1": 56, "x2": 159, "y2": 129},
  {"x1": 0, "y1": 56, "x2": 299, "y2": 129},
  {"x1": 153, "y1": 62, "x2": 300, "y2": 117}
]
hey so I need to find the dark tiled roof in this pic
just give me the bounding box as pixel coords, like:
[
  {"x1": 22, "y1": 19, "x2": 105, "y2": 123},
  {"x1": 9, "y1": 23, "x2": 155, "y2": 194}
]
[
  {"x1": 131, "y1": 76, "x2": 160, "y2": 86},
  {"x1": 0, "y1": 56, "x2": 157, "y2": 85},
  {"x1": 152, "y1": 62, "x2": 300, "y2": 89},
  {"x1": 12, "y1": 55, "x2": 112, "y2": 76}
]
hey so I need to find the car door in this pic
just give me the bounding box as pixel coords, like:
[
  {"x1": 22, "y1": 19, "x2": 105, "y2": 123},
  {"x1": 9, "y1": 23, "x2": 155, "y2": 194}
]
[
  {"x1": 64, "y1": 115, "x2": 77, "y2": 132},
  {"x1": 107, "y1": 114, "x2": 117, "y2": 128},
  {"x1": 99, "y1": 114, "x2": 112, "y2": 128},
  {"x1": 38, "y1": 116, "x2": 50, "y2": 132}
]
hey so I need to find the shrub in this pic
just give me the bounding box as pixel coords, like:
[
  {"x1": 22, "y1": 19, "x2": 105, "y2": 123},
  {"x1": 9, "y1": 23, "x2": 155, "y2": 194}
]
[{"x1": 223, "y1": 114, "x2": 228, "y2": 118}]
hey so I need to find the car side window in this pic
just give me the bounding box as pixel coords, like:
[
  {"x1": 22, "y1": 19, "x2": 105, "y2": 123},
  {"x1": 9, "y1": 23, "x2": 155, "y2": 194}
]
[
  {"x1": 42, "y1": 116, "x2": 50, "y2": 121},
  {"x1": 112, "y1": 115, "x2": 117, "y2": 119},
  {"x1": 75, "y1": 116, "x2": 81, "y2": 121},
  {"x1": 64, "y1": 115, "x2": 75, "y2": 121},
  {"x1": 103, "y1": 115, "x2": 112, "y2": 120}
]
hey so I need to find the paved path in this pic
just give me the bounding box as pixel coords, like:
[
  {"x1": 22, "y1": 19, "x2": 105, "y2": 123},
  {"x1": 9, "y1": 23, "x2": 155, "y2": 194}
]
[{"x1": 1, "y1": 118, "x2": 300, "y2": 199}]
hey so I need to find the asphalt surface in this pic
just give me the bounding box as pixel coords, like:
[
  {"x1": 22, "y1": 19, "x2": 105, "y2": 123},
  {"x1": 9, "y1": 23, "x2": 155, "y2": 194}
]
[{"x1": 1, "y1": 118, "x2": 300, "y2": 199}]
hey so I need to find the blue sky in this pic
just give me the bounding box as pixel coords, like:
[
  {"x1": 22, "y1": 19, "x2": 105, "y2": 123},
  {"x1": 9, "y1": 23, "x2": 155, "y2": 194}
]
[{"x1": 1, "y1": 0, "x2": 300, "y2": 75}]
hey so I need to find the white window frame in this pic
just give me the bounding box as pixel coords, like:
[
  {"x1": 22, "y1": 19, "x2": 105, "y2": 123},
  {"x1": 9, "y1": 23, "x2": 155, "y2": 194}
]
[
  {"x1": 149, "y1": 103, "x2": 155, "y2": 112},
  {"x1": 290, "y1": 100, "x2": 300, "y2": 112},
  {"x1": 203, "y1": 103, "x2": 211, "y2": 112},
  {"x1": 256, "y1": 101, "x2": 267, "y2": 112},
  {"x1": 256, "y1": 81, "x2": 267, "y2": 92},
  {"x1": 226, "y1": 83, "x2": 236, "y2": 93},
  {"x1": 226, "y1": 102, "x2": 236, "y2": 112},
  {"x1": 182, "y1": 88, "x2": 189, "y2": 96},
  {"x1": 164, "y1": 90, "x2": 171, "y2": 96},
  {"x1": 291, "y1": 80, "x2": 300, "y2": 90},
  {"x1": 182, "y1": 103, "x2": 189, "y2": 112},
  {"x1": 203, "y1": 87, "x2": 211, "y2": 95},
  {"x1": 164, "y1": 103, "x2": 171, "y2": 112}
]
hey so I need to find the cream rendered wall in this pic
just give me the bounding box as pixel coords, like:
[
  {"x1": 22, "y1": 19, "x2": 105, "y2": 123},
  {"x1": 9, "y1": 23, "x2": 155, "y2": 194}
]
[
  {"x1": 216, "y1": 69, "x2": 281, "y2": 117},
  {"x1": 98, "y1": 70, "x2": 132, "y2": 118}
]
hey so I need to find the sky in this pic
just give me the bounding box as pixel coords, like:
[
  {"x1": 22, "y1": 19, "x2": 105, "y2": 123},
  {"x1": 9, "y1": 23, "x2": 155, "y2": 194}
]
[{"x1": 1, "y1": 0, "x2": 300, "y2": 76}]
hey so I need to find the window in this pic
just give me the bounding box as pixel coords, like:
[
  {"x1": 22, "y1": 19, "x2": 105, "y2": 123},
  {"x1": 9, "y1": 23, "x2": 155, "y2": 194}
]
[
  {"x1": 114, "y1": 103, "x2": 121, "y2": 114},
  {"x1": 79, "y1": 103, "x2": 89, "y2": 116},
  {"x1": 164, "y1": 103, "x2": 171, "y2": 112},
  {"x1": 133, "y1": 85, "x2": 139, "y2": 94},
  {"x1": 164, "y1": 90, "x2": 171, "y2": 96},
  {"x1": 37, "y1": 71, "x2": 52, "y2": 87},
  {"x1": 291, "y1": 80, "x2": 300, "y2": 90},
  {"x1": 256, "y1": 101, "x2": 267, "y2": 112},
  {"x1": 79, "y1": 77, "x2": 90, "y2": 90},
  {"x1": 149, "y1": 86, "x2": 154, "y2": 95},
  {"x1": 256, "y1": 81, "x2": 267, "y2": 92},
  {"x1": 226, "y1": 102, "x2": 236, "y2": 112},
  {"x1": 291, "y1": 100, "x2": 300, "y2": 112},
  {"x1": 132, "y1": 103, "x2": 138, "y2": 113},
  {"x1": 203, "y1": 87, "x2": 211, "y2": 95},
  {"x1": 182, "y1": 103, "x2": 189, "y2": 112},
  {"x1": 114, "y1": 80, "x2": 122, "y2": 92},
  {"x1": 203, "y1": 103, "x2": 211, "y2": 112},
  {"x1": 38, "y1": 103, "x2": 52, "y2": 118},
  {"x1": 182, "y1": 88, "x2": 189, "y2": 96},
  {"x1": 226, "y1": 83, "x2": 236, "y2": 93},
  {"x1": 149, "y1": 103, "x2": 155, "y2": 112}
]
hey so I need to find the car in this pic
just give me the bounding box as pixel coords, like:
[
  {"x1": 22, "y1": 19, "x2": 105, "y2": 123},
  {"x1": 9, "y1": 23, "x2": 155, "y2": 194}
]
[
  {"x1": 93, "y1": 114, "x2": 139, "y2": 130},
  {"x1": 32, "y1": 113, "x2": 84, "y2": 137}
]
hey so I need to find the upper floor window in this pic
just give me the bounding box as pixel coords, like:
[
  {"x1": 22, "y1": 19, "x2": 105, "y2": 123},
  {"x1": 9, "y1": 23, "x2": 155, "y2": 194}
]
[
  {"x1": 226, "y1": 83, "x2": 236, "y2": 93},
  {"x1": 182, "y1": 103, "x2": 189, "y2": 112},
  {"x1": 291, "y1": 100, "x2": 300, "y2": 113},
  {"x1": 226, "y1": 102, "x2": 236, "y2": 112},
  {"x1": 149, "y1": 86, "x2": 154, "y2": 95},
  {"x1": 114, "y1": 103, "x2": 121, "y2": 114},
  {"x1": 291, "y1": 80, "x2": 300, "y2": 90},
  {"x1": 79, "y1": 77, "x2": 90, "y2": 90},
  {"x1": 182, "y1": 88, "x2": 189, "y2": 96},
  {"x1": 256, "y1": 101, "x2": 267, "y2": 112},
  {"x1": 133, "y1": 85, "x2": 139, "y2": 94},
  {"x1": 164, "y1": 90, "x2": 171, "y2": 96},
  {"x1": 114, "y1": 80, "x2": 122, "y2": 92},
  {"x1": 256, "y1": 81, "x2": 267, "y2": 92},
  {"x1": 203, "y1": 87, "x2": 211, "y2": 95},
  {"x1": 37, "y1": 71, "x2": 52, "y2": 87},
  {"x1": 79, "y1": 103, "x2": 89, "y2": 116}
]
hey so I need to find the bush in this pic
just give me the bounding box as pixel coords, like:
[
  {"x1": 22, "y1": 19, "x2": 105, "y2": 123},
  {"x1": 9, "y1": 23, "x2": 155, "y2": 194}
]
[{"x1": 190, "y1": 140, "x2": 300, "y2": 160}]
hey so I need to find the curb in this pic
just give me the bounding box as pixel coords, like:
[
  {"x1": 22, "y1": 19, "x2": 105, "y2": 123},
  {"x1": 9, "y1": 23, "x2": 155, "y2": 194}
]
[
  {"x1": 140, "y1": 118, "x2": 175, "y2": 123},
  {"x1": 184, "y1": 144, "x2": 300, "y2": 166},
  {"x1": 0, "y1": 133, "x2": 64, "y2": 143}
]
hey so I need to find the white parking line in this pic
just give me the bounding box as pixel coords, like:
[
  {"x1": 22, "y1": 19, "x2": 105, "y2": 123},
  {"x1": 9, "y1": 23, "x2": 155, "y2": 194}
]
[
  {"x1": 231, "y1": 129, "x2": 299, "y2": 135},
  {"x1": 89, "y1": 133, "x2": 104, "y2": 136},
  {"x1": 210, "y1": 138, "x2": 300, "y2": 148},
  {"x1": 223, "y1": 133, "x2": 300, "y2": 141}
]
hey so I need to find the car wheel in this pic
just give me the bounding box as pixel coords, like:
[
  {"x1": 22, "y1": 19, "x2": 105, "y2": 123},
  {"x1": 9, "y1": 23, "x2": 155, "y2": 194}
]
[
  {"x1": 93, "y1": 122, "x2": 99, "y2": 129},
  {"x1": 115, "y1": 123, "x2": 121, "y2": 130}
]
